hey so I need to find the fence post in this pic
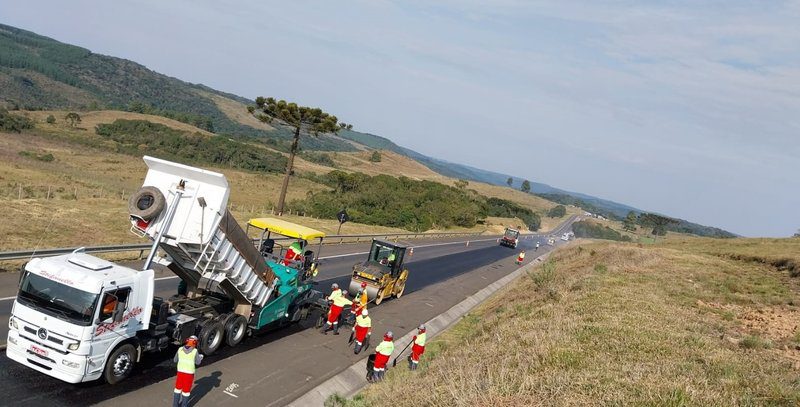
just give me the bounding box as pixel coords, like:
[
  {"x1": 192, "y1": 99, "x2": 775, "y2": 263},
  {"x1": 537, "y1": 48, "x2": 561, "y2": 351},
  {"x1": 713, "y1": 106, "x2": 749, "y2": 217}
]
[
  {"x1": 74, "y1": 187, "x2": 78, "y2": 200},
  {"x1": 18, "y1": 185, "x2": 22, "y2": 200},
  {"x1": 121, "y1": 189, "x2": 125, "y2": 200},
  {"x1": 46, "y1": 186, "x2": 51, "y2": 200}
]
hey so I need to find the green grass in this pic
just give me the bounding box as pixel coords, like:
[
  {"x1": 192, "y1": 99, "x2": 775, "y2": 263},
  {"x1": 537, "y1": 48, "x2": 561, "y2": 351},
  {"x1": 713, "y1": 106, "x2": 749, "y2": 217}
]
[{"x1": 338, "y1": 240, "x2": 800, "y2": 406}]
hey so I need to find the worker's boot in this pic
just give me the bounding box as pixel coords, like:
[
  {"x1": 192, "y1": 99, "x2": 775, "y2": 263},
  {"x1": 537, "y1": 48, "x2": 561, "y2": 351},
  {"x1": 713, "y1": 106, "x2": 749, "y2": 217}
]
[
  {"x1": 354, "y1": 342, "x2": 362, "y2": 354},
  {"x1": 408, "y1": 356, "x2": 413, "y2": 370},
  {"x1": 333, "y1": 323, "x2": 340, "y2": 335},
  {"x1": 179, "y1": 393, "x2": 190, "y2": 407},
  {"x1": 172, "y1": 392, "x2": 181, "y2": 407}
]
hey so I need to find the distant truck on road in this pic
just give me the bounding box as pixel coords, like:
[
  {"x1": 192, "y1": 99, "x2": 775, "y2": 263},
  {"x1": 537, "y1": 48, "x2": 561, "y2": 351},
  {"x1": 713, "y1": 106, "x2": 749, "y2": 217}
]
[
  {"x1": 499, "y1": 227, "x2": 520, "y2": 248},
  {"x1": 7, "y1": 156, "x2": 329, "y2": 384}
]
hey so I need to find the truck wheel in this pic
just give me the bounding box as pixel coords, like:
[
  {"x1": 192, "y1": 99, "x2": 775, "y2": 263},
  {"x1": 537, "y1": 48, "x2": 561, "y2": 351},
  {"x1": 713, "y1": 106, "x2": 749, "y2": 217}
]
[
  {"x1": 225, "y1": 315, "x2": 247, "y2": 347},
  {"x1": 198, "y1": 320, "x2": 223, "y2": 355},
  {"x1": 104, "y1": 344, "x2": 136, "y2": 384},
  {"x1": 128, "y1": 186, "x2": 165, "y2": 221},
  {"x1": 315, "y1": 313, "x2": 326, "y2": 329}
]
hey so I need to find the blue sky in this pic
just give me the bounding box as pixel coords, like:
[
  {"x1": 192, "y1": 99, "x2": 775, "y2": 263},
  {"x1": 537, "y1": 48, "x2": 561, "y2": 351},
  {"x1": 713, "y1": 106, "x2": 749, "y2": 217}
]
[{"x1": 2, "y1": 0, "x2": 799, "y2": 236}]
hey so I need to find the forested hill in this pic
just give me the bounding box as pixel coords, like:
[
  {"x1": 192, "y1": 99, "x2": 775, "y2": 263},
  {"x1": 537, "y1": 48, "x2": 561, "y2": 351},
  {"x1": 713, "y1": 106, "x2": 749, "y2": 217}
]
[{"x1": 0, "y1": 23, "x2": 734, "y2": 237}]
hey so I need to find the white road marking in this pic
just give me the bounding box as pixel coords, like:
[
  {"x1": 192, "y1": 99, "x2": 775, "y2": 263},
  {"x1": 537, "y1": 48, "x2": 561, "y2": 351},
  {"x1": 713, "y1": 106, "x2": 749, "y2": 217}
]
[{"x1": 223, "y1": 391, "x2": 239, "y2": 398}]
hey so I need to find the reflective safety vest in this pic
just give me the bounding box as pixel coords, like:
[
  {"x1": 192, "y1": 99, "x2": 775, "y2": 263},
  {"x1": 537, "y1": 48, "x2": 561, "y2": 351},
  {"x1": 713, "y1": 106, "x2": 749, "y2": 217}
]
[
  {"x1": 355, "y1": 315, "x2": 371, "y2": 328},
  {"x1": 388, "y1": 252, "x2": 396, "y2": 262},
  {"x1": 414, "y1": 332, "x2": 426, "y2": 347},
  {"x1": 177, "y1": 348, "x2": 198, "y2": 374},
  {"x1": 328, "y1": 288, "x2": 343, "y2": 301},
  {"x1": 518, "y1": 252, "x2": 525, "y2": 259},
  {"x1": 376, "y1": 340, "x2": 394, "y2": 356},
  {"x1": 332, "y1": 294, "x2": 352, "y2": 308}
]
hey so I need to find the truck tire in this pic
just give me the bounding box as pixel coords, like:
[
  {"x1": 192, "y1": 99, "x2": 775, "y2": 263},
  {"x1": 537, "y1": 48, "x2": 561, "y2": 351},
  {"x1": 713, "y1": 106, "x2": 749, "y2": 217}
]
[
  {"x1": 198, "y1": 320, "x2": 223, "y2": 355},
  {"x1": 104, "y1": 343, "x2": 137, "y2": 384},
  {"x1": 128, "y1": 186, "x2": 165, "y2": 221},
  {"x1": 225, "y1": 315, "x2": 247, "y2": 347}
]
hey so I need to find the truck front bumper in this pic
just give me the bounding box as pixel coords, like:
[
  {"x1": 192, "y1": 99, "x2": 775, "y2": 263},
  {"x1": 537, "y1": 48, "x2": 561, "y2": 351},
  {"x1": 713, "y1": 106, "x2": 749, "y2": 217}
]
[{"x1": 6, "y1": 330, "x2": 92, "y2": 383}]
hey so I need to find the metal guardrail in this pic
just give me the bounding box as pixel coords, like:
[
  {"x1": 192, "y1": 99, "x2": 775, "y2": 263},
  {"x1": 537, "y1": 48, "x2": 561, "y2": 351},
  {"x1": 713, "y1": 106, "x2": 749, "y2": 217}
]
[{"x1": 0, "y1": 231, "x2": 485, "y2": 262}]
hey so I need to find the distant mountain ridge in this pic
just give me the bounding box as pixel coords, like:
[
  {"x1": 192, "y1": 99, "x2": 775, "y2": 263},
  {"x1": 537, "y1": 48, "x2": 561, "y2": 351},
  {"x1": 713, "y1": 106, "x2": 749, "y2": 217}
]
[{"x1": 0, "y1": 23, "x2": 734, "y2": 237}]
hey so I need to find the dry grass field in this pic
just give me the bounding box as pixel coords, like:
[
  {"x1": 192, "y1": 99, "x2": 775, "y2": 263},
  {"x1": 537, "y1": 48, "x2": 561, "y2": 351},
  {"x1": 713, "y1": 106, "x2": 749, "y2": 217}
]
[
  {"x1": 20, "y1": 110, "x2": 216, "y2": 136},
  {"x1": 337, "y1": 239, "x2": 800, "y2": 406},
  {"x1": 1, "y1": 110, "x2": 569, "y2": 253}
]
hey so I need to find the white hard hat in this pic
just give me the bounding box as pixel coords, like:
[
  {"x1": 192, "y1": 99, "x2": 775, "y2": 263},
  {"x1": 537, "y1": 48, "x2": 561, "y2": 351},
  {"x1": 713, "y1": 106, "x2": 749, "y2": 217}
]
[
  {"x1": 331, "y1": 282, "x2": 339, "y2": 289},
  {"x1": 418, "y1": 324, "x2": 425, "y2": 331},
  {"x1": 361, "y1": 309, "x2": 368, "y2": 316}
]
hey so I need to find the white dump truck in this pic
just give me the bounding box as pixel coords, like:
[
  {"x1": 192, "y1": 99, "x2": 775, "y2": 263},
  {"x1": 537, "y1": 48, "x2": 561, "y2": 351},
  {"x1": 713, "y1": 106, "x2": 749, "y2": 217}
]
[{"x1": 7, "y1": 156, "x2": 328, "y2": 384}]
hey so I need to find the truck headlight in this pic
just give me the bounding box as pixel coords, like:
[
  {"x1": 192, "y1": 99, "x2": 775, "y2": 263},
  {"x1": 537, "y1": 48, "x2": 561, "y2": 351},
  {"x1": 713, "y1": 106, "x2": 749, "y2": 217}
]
[
  {"x1": 7, "y1": 336, "x2": 17, "y2": 346},
  {"x1": 9, "y1": 317, "x2": 18, "y2": 330},
  {"x1": 68, "y1": 342, "x2": 80, "y2": 351}
]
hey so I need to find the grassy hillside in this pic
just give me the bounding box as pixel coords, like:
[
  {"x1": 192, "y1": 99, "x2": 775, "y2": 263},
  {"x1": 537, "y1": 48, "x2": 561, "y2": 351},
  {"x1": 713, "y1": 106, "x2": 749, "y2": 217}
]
[{"x1": 339, "y1": 239, "x2": 800, "y2": 406}]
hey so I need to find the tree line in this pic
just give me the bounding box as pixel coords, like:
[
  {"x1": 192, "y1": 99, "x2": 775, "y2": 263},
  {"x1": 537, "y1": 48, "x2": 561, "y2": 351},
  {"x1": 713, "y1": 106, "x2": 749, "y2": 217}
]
[
  {"x1": 290, "y1": 171, "x2": 542, "y2": 232},
  {"x1": 95, "y1": 119, "x2": 287, "y2": 173}
]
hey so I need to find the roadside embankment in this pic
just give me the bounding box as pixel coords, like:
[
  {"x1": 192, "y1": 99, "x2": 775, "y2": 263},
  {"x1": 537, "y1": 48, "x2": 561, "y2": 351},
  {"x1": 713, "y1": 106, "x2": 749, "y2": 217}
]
[{"x1": 334, "y1": 240, "x2": 800, "y2": 406}]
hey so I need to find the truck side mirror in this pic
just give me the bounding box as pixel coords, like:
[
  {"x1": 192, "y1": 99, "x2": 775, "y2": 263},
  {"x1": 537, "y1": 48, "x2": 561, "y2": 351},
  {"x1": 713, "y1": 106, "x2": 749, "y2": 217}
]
[{"x1": 112, "y1": 302, "x2": 126, "y2": 323}]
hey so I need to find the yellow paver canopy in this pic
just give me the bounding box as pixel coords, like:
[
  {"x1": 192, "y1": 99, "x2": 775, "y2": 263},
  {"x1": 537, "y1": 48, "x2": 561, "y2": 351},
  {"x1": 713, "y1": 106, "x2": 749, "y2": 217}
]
[{"x1": 247, "y1": 217, "x2": 326, "y2": 240}]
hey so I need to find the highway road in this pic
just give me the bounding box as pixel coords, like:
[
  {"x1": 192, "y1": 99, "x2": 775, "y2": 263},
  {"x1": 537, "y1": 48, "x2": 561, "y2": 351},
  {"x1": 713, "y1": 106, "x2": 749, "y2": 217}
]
[{"x1": 0, "y1": 218, "x2": 575, "y2": 406}]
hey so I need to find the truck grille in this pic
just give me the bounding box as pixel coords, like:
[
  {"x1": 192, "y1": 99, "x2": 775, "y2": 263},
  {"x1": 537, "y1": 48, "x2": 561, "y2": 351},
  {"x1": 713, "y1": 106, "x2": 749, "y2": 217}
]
[{"x1": 23, "y1": 326, "x2": 65, "y2": 345}]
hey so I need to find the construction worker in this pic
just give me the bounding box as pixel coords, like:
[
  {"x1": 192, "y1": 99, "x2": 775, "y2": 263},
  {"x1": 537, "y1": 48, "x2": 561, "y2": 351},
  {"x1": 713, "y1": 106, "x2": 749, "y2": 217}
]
[
  {"x1": 408, "y1": 324, "x2": 426, "y2": 370},
  {"x1": 348, "y1": 281, "x2": 369, "y2": 324},
  {"x1": 370, "y1": 331, "x2": 394, "y2": 382},
  {"x1": 387, "y1": 250, "x2": 397, "y2": 267},
  {"x1": 516, "y1": 250, "x2": 526, "y2": 265},
  {"x1": 536, "y1": 241, "x2": 540, "y2": 251},
  {"x1": 283, "y1": 240, "x2": 305, "y2": 266},
  {"x1": 323, "y1": 284, "x2": 352, "y2": 335},
  {"x1": 173, "y1": 335, "x2": 203, "y2": 407},
  {"x1": 352, "y1": 309, "x2": 372, "y2": 354}
]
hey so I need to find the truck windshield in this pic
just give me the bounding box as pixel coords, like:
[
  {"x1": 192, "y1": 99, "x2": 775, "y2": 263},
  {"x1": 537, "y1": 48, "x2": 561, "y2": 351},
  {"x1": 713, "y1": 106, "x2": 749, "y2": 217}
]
[
  {"x1": 504, "y1": 229, "x2": 519, "y2": 239},
  {"x1": 17, "y1": 272, "x2": 99, "y2": 326}
]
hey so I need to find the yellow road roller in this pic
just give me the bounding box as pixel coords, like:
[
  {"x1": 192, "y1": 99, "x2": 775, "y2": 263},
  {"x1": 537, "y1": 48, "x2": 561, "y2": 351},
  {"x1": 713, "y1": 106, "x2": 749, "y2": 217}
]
[{"x1": 348, "y1": 239, "x2": 409, "y2": 305}]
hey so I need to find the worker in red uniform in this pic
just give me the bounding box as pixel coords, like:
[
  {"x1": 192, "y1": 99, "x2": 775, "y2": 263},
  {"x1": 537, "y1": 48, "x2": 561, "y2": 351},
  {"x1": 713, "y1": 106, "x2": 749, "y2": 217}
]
[
  {"x1": 408, "y1": 324, "x2": 426, "y2": 370},
  {"x1": 370, "y1": 331, "x2": 394, "y2": 382},
  {"x1": 352, "y1": 309, "x2": 372, "y2": 354},
  {"x1": 323, "y1": 283, "x2": 352, "y2": 335},
  {"x1": 516, "y1": 250, "x2": 526, "y2": 265},
  {"x1": 173, "y1": 335, "x2": 203, "y2": 407},
  {"x1": 283, "y1": 240, "x2": 305, "y2": 266}
]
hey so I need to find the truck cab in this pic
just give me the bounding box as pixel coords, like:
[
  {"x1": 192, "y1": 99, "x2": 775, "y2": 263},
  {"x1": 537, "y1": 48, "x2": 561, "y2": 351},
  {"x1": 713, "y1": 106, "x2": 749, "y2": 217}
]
[
  {"x1": 7, "y1": 252, "x2": 154, "y2": 384},
  {"x1": 500, "y1": 227, "x2": 520, "y2": 248}
]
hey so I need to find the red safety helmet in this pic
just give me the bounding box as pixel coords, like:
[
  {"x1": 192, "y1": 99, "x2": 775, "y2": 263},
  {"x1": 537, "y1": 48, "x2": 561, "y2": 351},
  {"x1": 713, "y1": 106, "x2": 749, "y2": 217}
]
[
  {"x1": 185, "y1": 335, "x2": 198, "y2": 348},
  {"x1": 384, "y1": 331, "x2": 394, "y2": 341},
  {"x1": 360, "y1": 281, "x2": 367, "y2": 289}
]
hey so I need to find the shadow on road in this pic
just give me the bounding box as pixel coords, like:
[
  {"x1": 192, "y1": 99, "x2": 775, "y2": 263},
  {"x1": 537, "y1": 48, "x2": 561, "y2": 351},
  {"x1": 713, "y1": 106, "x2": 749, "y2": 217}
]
[{"x1": 189, "y1": 370, "x2": 222, "y2": 406}]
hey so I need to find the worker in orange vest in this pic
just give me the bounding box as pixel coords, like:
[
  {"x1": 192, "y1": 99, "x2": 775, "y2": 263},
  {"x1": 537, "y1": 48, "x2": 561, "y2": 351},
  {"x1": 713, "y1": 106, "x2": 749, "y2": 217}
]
[
  {"x1": 348, "y1": 281, "x2": 369, "y2": 324},
  {"x1": 370, "y1": 331, "x2": 394, "y2": 382},
  {"x1": 408, "y1": 324, "x2": 426, "y2": 370},
  {"x1": 323, "y1": 283, "x2": 352, "y2": 335},
  {"x1": 516, "y1": 250, "x2": 525, "y2": 265}
]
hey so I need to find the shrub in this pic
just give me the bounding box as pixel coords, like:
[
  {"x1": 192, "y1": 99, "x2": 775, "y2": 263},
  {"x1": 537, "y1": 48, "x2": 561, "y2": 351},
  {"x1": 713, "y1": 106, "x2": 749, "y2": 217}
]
[
  {"x1": 572, "y1": 220, "x2": 632, "y2": 242},
  {"x1": 369, "y1": 150, "x2": 382, "y2": 162},
  {"x1": 0, "y1": 108, "x2": 35, "y2": 132},
  {"x1": 547, "y1": 204, "x2": 567, "y2": 218},
  {"x1": 46, "y1": 114, "x2": 56, "y2": 124}
]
